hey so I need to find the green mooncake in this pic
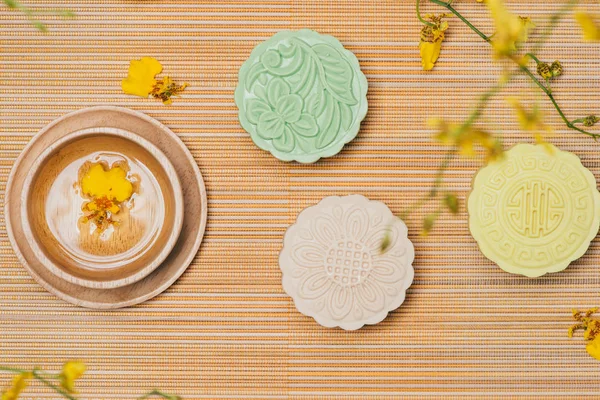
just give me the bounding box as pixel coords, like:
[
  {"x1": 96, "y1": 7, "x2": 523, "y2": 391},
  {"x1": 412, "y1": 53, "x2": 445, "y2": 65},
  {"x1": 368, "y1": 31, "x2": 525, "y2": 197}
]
[
  {"x1": 468, "y1": 143, "x2": 600, "y2": 277},
  {"x1": 235, "y1": 29, "x2": 368, "y2": 163}
]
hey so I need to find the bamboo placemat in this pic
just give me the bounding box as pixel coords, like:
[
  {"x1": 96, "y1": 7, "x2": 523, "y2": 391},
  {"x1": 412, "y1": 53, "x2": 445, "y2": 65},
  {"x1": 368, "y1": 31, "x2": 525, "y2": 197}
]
[{"x1": 2, "y1": 1, "x2": 600, "y2": 398}]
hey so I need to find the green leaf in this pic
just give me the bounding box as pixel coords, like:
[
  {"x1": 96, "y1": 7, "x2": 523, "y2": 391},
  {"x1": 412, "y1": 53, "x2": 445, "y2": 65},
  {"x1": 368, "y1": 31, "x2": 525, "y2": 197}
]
[
  {"x1": 33, "y1": 20, "x2": 47, "y2": 31},
  {"x1": 444, "y1": 193, "x2": 460, "y2": 214},
  {"x1": 422, "y1": 215, "x2": 436, "y2": 235},
  {"x1": 3, "y1": 0, "x2": 19, "y2": 9}
]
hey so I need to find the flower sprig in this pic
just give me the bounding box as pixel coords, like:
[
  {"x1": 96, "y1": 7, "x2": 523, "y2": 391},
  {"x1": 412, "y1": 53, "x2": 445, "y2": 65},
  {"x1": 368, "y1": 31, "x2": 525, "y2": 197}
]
[
  {"x1": 393, "y1": 0, "x2": 600, "y2": 240},
  {"x1": 2, "y1": 0, "x2": 74, "y2": 31},
  {"x1": 0, "y1": 362, "x2": 180, "y2": 400},
  {"x1": 418, "y1": 12, "x2": 451, "y2": 70}
]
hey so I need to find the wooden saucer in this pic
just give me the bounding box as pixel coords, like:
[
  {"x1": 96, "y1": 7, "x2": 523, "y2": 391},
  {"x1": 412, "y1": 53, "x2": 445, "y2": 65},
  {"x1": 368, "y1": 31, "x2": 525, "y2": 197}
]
[{"x1": 5, "y1": 106, "x2": 208, "y2": 309}]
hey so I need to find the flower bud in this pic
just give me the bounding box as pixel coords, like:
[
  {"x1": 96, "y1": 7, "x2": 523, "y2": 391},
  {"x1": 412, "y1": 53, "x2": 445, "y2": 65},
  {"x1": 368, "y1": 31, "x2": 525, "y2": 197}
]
[
  {"x1": 583, "y1": 115, "x2": 599, "y2": 127},
  {"x1": 537, "y1": 62, "x2": 552, "y2": 79},
  {"x1": 550, "y1": 60, "x2": 563, "y2": 77}
]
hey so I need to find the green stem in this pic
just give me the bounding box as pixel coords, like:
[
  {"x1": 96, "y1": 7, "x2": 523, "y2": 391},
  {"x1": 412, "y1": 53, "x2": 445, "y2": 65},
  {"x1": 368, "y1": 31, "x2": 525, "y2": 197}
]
[
  {"x1": 401, "y1": 72, "x2": 513, "y2": 221},
  {"x1": 400, "y1": 148, "x2": 456, "y2": 220},
  {"x1": 428, "y1": 0, "x2": 490, "y2": 42},
  {"x1": 532, "y1": 0, "x2": 577, "y2": 54},
  {"x1": 416, "y1": 0, "x2": 435, "y2": 27},
  {"x1": 427, "y1": 0, "x2": 599, "y2": 139},
  {"x1": 517, "y1": 64, "x2": 596, "y2": 138},
  {"x1": 429, "y1": 149, "x2": 456, "y2": 196},
  {"x1": 138, "y1": 389, "x2": 180, "y2": 400},
  {"x1": 0, "y1": 366, "x2": 28, "y2": 374},
  {"x1": 464, "y1": 78, "x2": 511, "y2": 129},
  {"x1": 32, "y1": 370, "x2": 79, "y2": 400},
  {"x1": 525, "y1": 52, "x2": 541, "y2": 64}
]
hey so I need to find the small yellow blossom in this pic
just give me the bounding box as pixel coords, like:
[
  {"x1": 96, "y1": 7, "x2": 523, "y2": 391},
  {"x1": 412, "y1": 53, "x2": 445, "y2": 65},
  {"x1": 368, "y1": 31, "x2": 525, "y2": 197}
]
[
  {"x1": 59, "y1": 361, "x2": 86, "y2": 393},
  {"x1": 1, "y1": 373, "x2": 31, "y2": 400},
  {"x1": 151, "y1": 76, "x2": 188, "y2": 105},
  {"x1": 571, "y1": 308, "x2": 600, "y2": 361},
  {"x1": 508, "y1": 98, "x2": 552, "y2": 146},
  {"x1": 517, "y1": 17, "x2": 535, "y2": 43},
  {"x1": 487, "y1": 0, "x2": 534, "y2": 56},
  {"x1": 419, "y1": 14, "x2": 449, "y2": 71},
  {"x1": 121, "y1": 57, "x2": 163, "y2": 97},
  {"x1": 431, "y1": 118, "x2": 503, "y2": 161},
  {"x1": 584, "y1": 319, "x2": 600, "y2": 341},
  {"x1": 575, "y1": 12, "x2": 600, "y2": 41},
  {"x1": 587, "y1": 336, "x2": 600, "y2": 360},
  {"x1": 80, "y1": 163, "x2": 133, "y2": 232},
  {"x1": 122, "y1": 57, "x2": 188, "y2": 104}
]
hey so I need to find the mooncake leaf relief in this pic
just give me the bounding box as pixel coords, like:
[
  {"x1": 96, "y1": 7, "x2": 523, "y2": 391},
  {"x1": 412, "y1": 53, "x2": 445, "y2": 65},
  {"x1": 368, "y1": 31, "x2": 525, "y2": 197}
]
[
  {"x1": 311, "y1": 43, "x2": 357, "y2": 105},
  {"x1": 236, "y1": 30, "x2": 368, "y2": 163}
]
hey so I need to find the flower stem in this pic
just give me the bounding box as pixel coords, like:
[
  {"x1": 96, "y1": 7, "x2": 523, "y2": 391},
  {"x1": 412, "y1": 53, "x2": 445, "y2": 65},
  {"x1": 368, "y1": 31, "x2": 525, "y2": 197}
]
[
  {"x1": 1, "y1": 366, "x2": 78, "y2": 400},
  {"x1": 400, "y1": 73, "x2": 512, "y2": 222},
  {"x1": 524, "y1": 52, "x2": 541, "y2": 64},
  {"x1": 138, "y1": 389, "x2": 181, "y2": 400},
  {"x1": 427, "y1": 0, "x2": 490, "y2": 42},
  {"x1": 426, "y1": 0, "x2": 599, "y2": 139},
  {"x1": 416, "y1": 0, "x2": 435, "y2": 27},
  {"x1": 32, "y1": 370, "x2": 79, "y2": 400},
  {"x1": 0, "y1": 366, "x2": 28, "y2": 374}
]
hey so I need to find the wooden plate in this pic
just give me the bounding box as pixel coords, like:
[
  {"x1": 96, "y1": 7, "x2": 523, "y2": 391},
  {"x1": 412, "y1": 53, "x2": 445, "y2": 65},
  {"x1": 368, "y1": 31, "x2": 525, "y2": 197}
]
[
  {"x1": 21, "y1": 127, "x2": 185, "y2": 289},
  {"x1": 5, "y1": 106, "x2": 208, "y2": 309}
]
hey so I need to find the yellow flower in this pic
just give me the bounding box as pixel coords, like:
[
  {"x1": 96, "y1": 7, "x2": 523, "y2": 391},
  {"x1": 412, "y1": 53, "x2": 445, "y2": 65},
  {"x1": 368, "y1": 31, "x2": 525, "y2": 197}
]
[
  {"x1": 569, "y1": 308, "x2": 600, "y2": 361},
  {"x1": 419, "y1": 15, "x2": 449, "y2": 71},
  {"x1": 575, "y1": 12, "x2": 600, "y2": 41},
  {"x1": 1, "y1": 373, "x2": 31, "y2": 400},
  {"x1": 431, "y1": 118, "x2": 503, "y2": 161},
  {"x1": 508, "y1": 98, "x2": 552, "y2": 146},
  {"x1": 585, "y1": 319, "x2": 600, "y2": 341},
  {"x1": 122, "y1": 57, "x2": 163, "y2": 97},
  {"x1": 80, "y1": 163, "x2": 132, "y2": 231},
  {"x1": 487, "y1": 0, "x2": 534, "y2": 56},
  {"x1": 81, "y1": 164, "x2": 133, "y2": 203},
  {"x1": 587, "y1": 336, "x2": 600, "y2": 361},
  {"x1": 59, "y1": 361, "x2": 86, "y2": 393},
  {"x1": 150, "y1": 76, "x2": 188, "y2": 105},
  {"x1": 122, "y1": 57, "x2": 188, "y2": 104},
  {"x1": 517, "y1": 17, "x2": 536, "y2": 43}
]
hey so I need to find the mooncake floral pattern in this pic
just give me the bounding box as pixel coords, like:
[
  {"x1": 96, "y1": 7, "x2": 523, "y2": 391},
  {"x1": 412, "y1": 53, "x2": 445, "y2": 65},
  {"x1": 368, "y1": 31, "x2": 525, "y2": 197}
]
[
  {"x1": 279, "y1": 195, "x2": 415, "y2": 330},
  {"x1": 468, "y1": 144, "x2": 600, "y2": 277},
  {"x1": 235, "y1": 29, "x2": 368, "y2": 163}
]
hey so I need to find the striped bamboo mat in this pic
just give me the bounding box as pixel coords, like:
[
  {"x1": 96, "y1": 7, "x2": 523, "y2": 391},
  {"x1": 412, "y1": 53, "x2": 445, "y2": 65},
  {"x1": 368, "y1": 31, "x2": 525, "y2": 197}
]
[{"x1": 2, "y1": 0, "x2": 600, "y2": 398}]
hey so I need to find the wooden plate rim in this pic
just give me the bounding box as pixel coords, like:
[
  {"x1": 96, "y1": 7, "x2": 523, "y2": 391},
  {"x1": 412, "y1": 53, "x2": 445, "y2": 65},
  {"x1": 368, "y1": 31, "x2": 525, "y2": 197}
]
[{"x1": 5, "y1": 106, "x2": 208, "y2": 309}]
